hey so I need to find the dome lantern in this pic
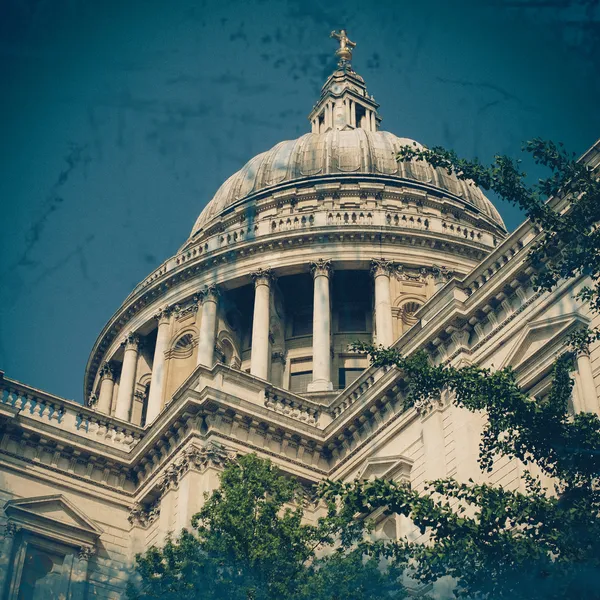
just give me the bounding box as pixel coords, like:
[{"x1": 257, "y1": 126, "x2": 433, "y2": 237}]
[{"x1": 308, "y1": 30, "x2": 381, "y2": 133}]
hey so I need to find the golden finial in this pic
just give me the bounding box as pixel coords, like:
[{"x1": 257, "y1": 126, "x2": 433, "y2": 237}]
[{"x1": 330, "y1": 29, "x2": 356, "y2": 67}]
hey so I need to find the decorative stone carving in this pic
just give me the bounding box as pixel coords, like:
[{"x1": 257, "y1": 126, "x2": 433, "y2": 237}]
[
  {"x1": 370, "y1": 258, "x2": 395, "y2": 277},
  {"x1": 431, "y1": 265, "x2": 453, "y2": 284},
  {"x1": 158, "y1": 442, "x2": 234, "y2": 494},
  {"x1": 309, "y1": 258, "x2": 333, "y2": 278},
  {"x1": 122, "y1": 333, "x2": 140, "y2": 350},
  {"x1": 87, "y1": 393, "x2": 98, "y2": 408},
  {"x1": 3, "y1": 521, "x2": 20, "y2": 537},
  {"x1": 128, "y1": 500, "x2": 160, "y2": 528},
  {"x1": 251, "y1": 268, "x2": 275, "y2": 287},
  {"x1": 78, "y1": 545, "x2": 96, "y2": 561},
  {"x1": 174, "y1": 302, "x2": 199, "y2": 321},
  {"x1": 199, "y1": 284, "x2": 220, "y2": 304},
  {"x1": 99, "y1": 362, "x2": 115, "y2": 380}
]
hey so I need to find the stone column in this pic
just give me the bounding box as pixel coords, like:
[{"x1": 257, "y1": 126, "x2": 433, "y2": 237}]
[
  {"x1": 576, "y1": 349, "x2": 599, "y2": 414},
  {"x1": 197, "y1": 285, "x2": 219, "y2": 367},
  {"x1": 0, "y1": 522, "x2": 19, "y2": 594},
  {"x1": 308, "y1": 259, "x2": 333, "y2": 392},
  {"x1": 69, "y1": 546, "x2": 94, "y2": 600},
  {"x1": 250, "y1": 269, "x2": 274, "y2": 380},
  {"x1": 146, "y1": 307, "x2": 173, "y2": 424},
  {"x1": 96, "y1": 362, "x2": 115, "y2": 415},
  {"x1": 371, "y1": 259, "x2": 394, "y2": 347},
  {"x1": 115, "y1": 333, "x2": 140, "y2": 422}
]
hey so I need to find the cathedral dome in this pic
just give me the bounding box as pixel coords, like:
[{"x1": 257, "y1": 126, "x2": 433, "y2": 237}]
[{"x1": 190, "y1": 130, "x2": 505, "y2": 238}]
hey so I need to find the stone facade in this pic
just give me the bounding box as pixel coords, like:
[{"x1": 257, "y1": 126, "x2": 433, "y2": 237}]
[{"x1": 1, "y1": 38, "x2": 600, "y2": 599}]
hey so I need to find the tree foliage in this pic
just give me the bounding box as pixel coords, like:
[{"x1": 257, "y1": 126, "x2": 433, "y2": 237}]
[
  {"x1": 128, "y1": 453, "x2": 409, "y2": 600},
  {"x1": 322, "y1": 140, "x2": 600, "y2": 599}
]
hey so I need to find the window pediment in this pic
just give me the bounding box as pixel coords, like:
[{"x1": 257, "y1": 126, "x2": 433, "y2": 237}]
[
  {"x1": 4, "y1": 494, "x2": 102, "y2": 549},
  {"x1": 356, "y1": 454, "x2": 413, "y2": 483}
]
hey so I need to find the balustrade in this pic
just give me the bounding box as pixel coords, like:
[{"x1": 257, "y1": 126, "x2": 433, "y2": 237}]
[{"x1": 0, "y1": 377, "x2": 142, "y2": 452}]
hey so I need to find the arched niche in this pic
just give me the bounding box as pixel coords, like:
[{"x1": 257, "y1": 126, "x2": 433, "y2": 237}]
[{"x1": 164, "y1": 328, "x2": 198, "y2": 402}]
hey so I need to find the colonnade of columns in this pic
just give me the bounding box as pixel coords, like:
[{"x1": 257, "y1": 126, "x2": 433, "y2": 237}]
[{"x1": 96, "y1": 259, "x2": 398, "y2": 422}]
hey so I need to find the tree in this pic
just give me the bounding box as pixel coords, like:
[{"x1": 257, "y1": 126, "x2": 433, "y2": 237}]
[
  {"x1": 128, "y1": 453, "x2": 409, "y2": 600},
  {"x1": 322, "y1": 140, "x2": 600, "y2": 599}
]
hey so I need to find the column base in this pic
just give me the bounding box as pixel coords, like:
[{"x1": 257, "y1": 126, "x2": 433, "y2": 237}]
[{"x1": 307, "y1": 379, "x2": 333, "y2": 392}]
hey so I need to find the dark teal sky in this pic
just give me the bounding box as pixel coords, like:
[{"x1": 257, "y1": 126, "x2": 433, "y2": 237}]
[{"x1": 1, "y1": 0, "x2": 599, "y2": 402}]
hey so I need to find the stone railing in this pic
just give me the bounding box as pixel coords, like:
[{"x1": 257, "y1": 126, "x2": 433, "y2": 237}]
[
  {"x1": 131, "y1": 206, "x2": 498, "y2": 296},
  {"x1": 263, "y1": 386, "x2": 321, "y2": 426},
  {"x1": 328, "y1": 365, "x2": 393, "y2": 419},
  {"x1": 0, "y1": 373, "x2": 143, "y2": 452}
]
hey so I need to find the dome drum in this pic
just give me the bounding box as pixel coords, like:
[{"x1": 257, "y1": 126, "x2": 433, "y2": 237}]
[{"x1": 84, "y1": 56, "x2": 507, "y2": 429}]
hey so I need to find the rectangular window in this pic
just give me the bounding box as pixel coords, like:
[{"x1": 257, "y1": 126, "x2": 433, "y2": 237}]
[
  {"x1": 339, "y1": 368, "x2": 363, "y2": 389},
  {"x1": 292, "y1": 312, "x2": 312, "y2": 337},
  {"x1": 338, "y1": 307, "x2": 366, "y2": 332},
  {"x1": 290, "y1": 370, "x2": 312, "y2": 393}
]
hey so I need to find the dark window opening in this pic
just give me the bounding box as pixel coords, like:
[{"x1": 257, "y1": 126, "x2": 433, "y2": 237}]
[
  {"x1": 339, "y1": 368, "x2": 364, "y2": 389},
  {"x1": 338, "y1": 307, "x2": 366, "y2": 332}
]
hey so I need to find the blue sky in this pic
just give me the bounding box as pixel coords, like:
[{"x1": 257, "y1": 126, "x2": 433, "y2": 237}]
[{"x1": 1, "y1": 0, "x2": 599, "y2": 401}]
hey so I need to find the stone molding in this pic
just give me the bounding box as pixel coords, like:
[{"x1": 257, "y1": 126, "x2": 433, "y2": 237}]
[
  {"x1": 154, "y1": 305, "x2": 173, "y2": 324},
  {"x1": 271, "y1": 350, "x2": 287, "y2": 365},
  {"x1": 99, "y1": 362, "x2": 116, "y2": 380}
]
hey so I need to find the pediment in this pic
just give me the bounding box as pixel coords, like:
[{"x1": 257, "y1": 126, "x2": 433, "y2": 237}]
[
  {"x1": 501, "y1": 312, "x2": 588, "y2": 370},
  {"x1": 4, "y1": 495, "x2": 103, "y2": 545},
  {"x1": 356, "y1": 454, "x2": 413, "y2": 483}
]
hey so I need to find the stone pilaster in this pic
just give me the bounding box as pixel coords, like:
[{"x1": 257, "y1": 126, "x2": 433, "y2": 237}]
[
  {"x1": 250, "y1": 269, "x2": 275, "y2": 380},
  {"x1": 115, "y1": 333, "x2": 140, "y2": 422},
  {"x1": 308, "y1": 259, "x2": 333, "y2": 392},
  {"x1": 146, "y1": 306, "x2": 173, "y2": 424},
  {"x1": 0, "y1": 522, "x2": 20, "y2": 594},
  {"x1": 197, "y1": 285, "x2": 220, "y2": 367},
  {"x1": 576, "y1": 348, "x2": 599, "y2": 414}
]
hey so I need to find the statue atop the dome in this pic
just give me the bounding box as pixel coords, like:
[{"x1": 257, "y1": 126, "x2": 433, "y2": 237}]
[{"x1": 331, "y1": 29, "x2": 356, "y2": 68}]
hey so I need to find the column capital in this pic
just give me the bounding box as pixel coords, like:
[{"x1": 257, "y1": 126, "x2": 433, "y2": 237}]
[
  {"x1": 575, "y1": 345, "x2": 591, "y2": 359},
  {"x1": 370, "y1": 258, "x2": 395, "y2": 277},
  {"x1": 271, "y1": 350, "x2": 287, "y2": 365},
  {"x1": 3, "y1": 521, "x2": 20, "y2": 537},
  {"x1": 199, "y1": 284, "x2": 220, "y2": 303},
  {"x1": 431, "y1": 264, "x2": 453, "y2": 284},
  {"x1": 251, "y1": 268, "x2": 275, "y2": 287},
  {"x1": 310, "y1": 259, "x2": 333, "y2": 279},
  {"x1": 99, "y1": 361, "x2": 115, "y2": 380},
  {"x1": 78, "y1": 545, "x2": 96, "y2": 561},
  {"x1": 154, "y1": 305, "x2": 174, "y2": 324},
  {"x1": 122, "y1": 333, "x2": 140, "y2": 350}
]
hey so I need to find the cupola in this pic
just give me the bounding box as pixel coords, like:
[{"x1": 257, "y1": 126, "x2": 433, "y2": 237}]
[{"x1": 308, "y1": 29, "x2": 381, "y2": 133}]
